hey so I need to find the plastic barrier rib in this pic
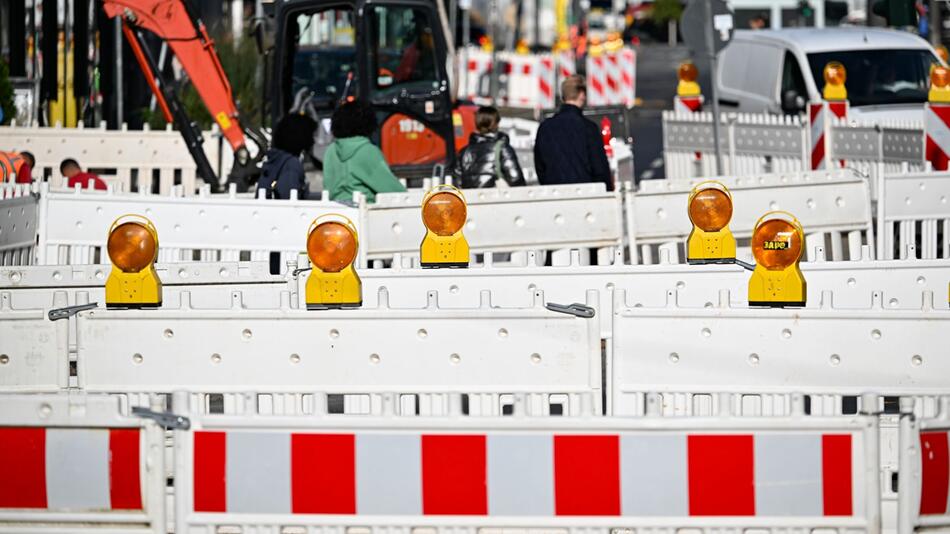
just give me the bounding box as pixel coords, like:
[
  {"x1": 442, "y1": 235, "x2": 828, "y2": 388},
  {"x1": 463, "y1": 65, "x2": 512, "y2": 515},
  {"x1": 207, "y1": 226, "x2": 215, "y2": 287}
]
[
  {"x1": 367, "y1": 183, "x2": 623, "y2": 262},
  {"x1": 627, "y1": 170, "x2": 874, "y2": 263},
  {"x1": 173, "y1": 394, "x2": 879, "y2": 533},
  {"x1": 33, "y1": 183, "x2": 359, "y2": 267},
  {"x1": 74, "y1": 289, "x2": 602, "y2": 415},
  {"x1": 610, "y1": 288, "x2": 950, "y2": 417},
  {"x1": 898, "y1": 398, "x2": 950, "y2": 534},
  {"x1": 0, "y1": 188, "x2": 36, "y2": 266},
  {"x1": 878, "y1": 170, "x2": 950, "y2": 260},
  {"x1": 0, "y1": 393, "x2": 165, "y2": 533}
]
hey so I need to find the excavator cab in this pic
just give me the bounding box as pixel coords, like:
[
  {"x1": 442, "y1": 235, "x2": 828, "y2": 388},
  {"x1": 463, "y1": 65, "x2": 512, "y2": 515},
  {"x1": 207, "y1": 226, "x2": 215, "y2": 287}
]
[{"x1": 272, "y1": 0, "x2": 462, "y2": 180}]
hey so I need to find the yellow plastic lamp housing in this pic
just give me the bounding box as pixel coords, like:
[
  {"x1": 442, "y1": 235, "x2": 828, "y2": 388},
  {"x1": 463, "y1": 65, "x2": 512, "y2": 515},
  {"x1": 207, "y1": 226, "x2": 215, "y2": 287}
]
[
  {"x1": 676, "y1": 61, "x2": 701, "y2": 97},
  {"x1": 420, "y1": 185, "x2": 470, "y2": 268},
  {"x1": 822, "y1": 61, "x2": 847, "y2": 101},
  {"x1": 105, "y1": 215, "x2": 162, "y2": 308},
  {"x1": 686, "y1": 181, "x2": 737, "y2": 264},
  {"x1": 930, "y1": 65, "x2": 950, "y2": 103},
  {"x1": 305, "y1": 215, "x2": 362, "y2": 309},
  {"x1": 748, "y1": 211, "x2": 807, "y2": 307}
]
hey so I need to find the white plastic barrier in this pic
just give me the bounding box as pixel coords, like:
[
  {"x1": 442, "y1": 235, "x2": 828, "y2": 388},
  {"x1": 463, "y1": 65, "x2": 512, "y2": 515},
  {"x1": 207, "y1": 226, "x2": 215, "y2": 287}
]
[
  {"x1": 367, "y1": 183, "x2": 624, "y2": 263},
  {"x1": 878, "y1": 169, "x2": 950, "y2": 260},
  {"x1": 71, "y1": 289, "x2": 601, "y2": 416},
  {"x1": 627, "y1": 170, "x2": 874, "y2": 263},
  {"x1": 1, "y1": 121, "x2": 202, "y2": 194},
  {"x1": 0, "y1": 393, "x2": 165, "y2": 533},
  {"x1": 609, "y1": 288, "x2": 950, "y2": 417},
  {"x1": 898, "y1": 398, "x2": 950, "y2": 534},
  {"x1": 33, "y1": 183, "x2": 359, "y2": 268},
  {"x1": 173, "y1": 395, "x2": 880, "y2": 533},
  {"x1": 0, "y1": 185, "x2": 36, "y2": 266},
  {"x1": 662, "y1": 111, "x2": 925, "y2": 180}
]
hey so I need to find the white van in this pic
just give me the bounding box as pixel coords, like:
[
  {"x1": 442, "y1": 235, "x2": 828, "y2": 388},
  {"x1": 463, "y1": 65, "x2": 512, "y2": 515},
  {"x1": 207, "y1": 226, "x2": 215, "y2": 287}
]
[{"x1": 716, "y1": 27, "x2": 943, "y2": 121}]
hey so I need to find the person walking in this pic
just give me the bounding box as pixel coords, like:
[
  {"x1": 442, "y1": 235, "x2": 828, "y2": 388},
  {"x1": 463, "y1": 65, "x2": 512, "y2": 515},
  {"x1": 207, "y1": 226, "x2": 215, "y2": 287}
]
[
  {"x1": 258, "y1": 113, "x2": 317, "y2": 199},
  {"x1": 533, "y1": 75, "x2": 612, "y2": 191},
  {"x1": 452, "y1": 106, "x2": 525, "y2": 189},
  {"x1": 323, "y1": 101, "x2": 406, "y2": 203}
]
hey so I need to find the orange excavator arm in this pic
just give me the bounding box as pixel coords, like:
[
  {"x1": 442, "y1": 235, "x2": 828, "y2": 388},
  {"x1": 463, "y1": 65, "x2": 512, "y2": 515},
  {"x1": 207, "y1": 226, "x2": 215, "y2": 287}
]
[{"x1": 102, "y1": 0, "x2": 246, "y2": 152}]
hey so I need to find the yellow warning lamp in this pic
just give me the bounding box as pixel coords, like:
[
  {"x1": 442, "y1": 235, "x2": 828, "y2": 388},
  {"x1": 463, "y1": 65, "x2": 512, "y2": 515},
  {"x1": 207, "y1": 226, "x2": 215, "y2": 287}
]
[
  {"x1": 420, "y1": 185, "x2": 470, "y2": 268},
  {"x1": 305, "y1": 215, "x2": 362, "y2": 309},
  {"x1": 686, "y1": 181, "x2": 737, "y2": 264},
  {"x1": 516, "y1": 39, "x2": 530, "y2": 55},
  {"x1": 589, "y1": 37, "x2": 604, "y2": 57},
  {"x1": 822, "y1": 61, "x2": 847, "y2": 101},
  {"x1": 605, "y1": 32, "x2": 623, "y2": 52},
  {"x1": 105, "y1": 215, "x2": 162, "y2": 309},
  {"x1": 748, "y1": 212, "x2": 807, "y2": 308},
  {"x1": 929, "y1": 65, "x2": 950, "y2": 103},
  {"x1": 677, "y1": 61, "x2": 701, "y2": 97}
]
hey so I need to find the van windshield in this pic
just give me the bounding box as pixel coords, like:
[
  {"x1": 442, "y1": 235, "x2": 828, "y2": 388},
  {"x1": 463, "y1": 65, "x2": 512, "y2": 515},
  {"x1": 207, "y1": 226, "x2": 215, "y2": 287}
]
[{"x1": 807, "y1": 49, "x2": 938, "y2": 107}]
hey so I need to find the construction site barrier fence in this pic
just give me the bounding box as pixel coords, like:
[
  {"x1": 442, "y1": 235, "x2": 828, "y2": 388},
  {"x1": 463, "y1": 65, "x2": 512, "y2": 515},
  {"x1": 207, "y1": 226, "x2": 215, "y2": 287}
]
[
  {"x1": 0, "y1": 121, "x2": 235, "y2": 195},
  {"x1": 898, "y1": 398, "x2": 950, "y2": 534},
  {"x1": 663, "y1": 111, "x2": 925, "y2": 180},
  {"x1": 0, "y1": 393, "x2": 166, "y2": 533}
]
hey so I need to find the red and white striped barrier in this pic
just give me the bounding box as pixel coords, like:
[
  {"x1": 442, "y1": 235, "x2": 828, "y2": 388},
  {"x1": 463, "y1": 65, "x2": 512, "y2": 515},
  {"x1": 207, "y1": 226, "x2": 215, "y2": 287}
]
[
  {"x1": 619, "y1": 48, "x2": 637, "y2": 107},
  {"x1": 586, "y1": 54, "x2": 609, "y2": 107},
  {"x1": 586, "y1": 49, "x2": 637, "y2": 108},
  {"x1": 674, "y1": 95, "x2": 703, "y2": 113},
  {"x1": 924, "y1": 103, "x2": 950, "y2": 171},
  {"x1": 809, "y1": 101, "x2": 848, "y2": 170},
  {"x1": 461, "y1": 48, "x2": 493, "y2": 105},
  {"x1": 919, "y1": 430, "x2": 950, "y2": 516},
  {"x1": 175, "y1": 408, "x2": 878, "y2": 530},
  {"x1": 898, "y1": 401, "x2": 950, "y2": 534},
  {"x1": 504, "y1": 53, "x2": 556, "y2": 110},
  {"x1": 0, "y1": 394, "x2": 165, "y2": 532},
  {"x1": 556, "y1": 50, "x2": 576, "y2": 90}
]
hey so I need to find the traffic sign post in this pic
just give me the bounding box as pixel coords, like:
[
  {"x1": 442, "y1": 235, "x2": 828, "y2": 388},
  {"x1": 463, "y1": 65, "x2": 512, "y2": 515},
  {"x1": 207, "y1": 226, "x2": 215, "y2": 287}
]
[{"x1": 681, "y1": 0, "x2": 734, "y2": 176}]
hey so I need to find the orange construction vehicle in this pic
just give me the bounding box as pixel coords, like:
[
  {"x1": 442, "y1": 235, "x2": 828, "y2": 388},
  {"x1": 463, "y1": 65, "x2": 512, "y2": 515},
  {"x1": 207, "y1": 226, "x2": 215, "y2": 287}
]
[
  {"x1": 268, "y1": 0, "x2": 477, "y2": 180},
  {"x1": 103, "y1": 0, "x2": 475, "y2": 186}
]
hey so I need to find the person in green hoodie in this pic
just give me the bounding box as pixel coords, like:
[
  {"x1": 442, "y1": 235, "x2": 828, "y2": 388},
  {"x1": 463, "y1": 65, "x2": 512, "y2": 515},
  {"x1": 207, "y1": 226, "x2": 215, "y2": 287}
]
[{"x1": 323, "y1": 101, "x2": 407, "y2": 203}]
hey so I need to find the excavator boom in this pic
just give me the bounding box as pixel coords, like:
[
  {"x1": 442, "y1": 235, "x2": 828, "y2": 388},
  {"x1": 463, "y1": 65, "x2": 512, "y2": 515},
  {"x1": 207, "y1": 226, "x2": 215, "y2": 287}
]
[{"x1": 102, "y1": 0, "x2": 247, "y2": 155}]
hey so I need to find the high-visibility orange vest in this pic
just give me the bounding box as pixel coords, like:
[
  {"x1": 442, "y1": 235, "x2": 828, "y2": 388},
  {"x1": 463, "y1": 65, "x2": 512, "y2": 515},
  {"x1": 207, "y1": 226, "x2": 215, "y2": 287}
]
[{"x1": 0, "y1": 152, "x2": 27, "y2": 183}]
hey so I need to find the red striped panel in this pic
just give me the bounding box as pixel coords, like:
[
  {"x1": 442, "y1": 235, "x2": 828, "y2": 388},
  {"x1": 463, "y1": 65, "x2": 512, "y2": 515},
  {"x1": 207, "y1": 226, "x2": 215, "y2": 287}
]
[
  {"x1": 421, "y1": 435, "x2": 486, "y2": 515},
  {"x1": 821, "y1": 434, "x2": 853, "y2": 516},
  {"x1": 926, "y1": 136, "x2": 950, "y2": 171},
  {"x1": 194, "y1": 431, "x2": 226, "y2": 512},
  {"x1": 0, "y1": 428, "x2": 47, "y2": 508},
  {"x1": 108, "y1": 429, "x2": 143, "y2": 510},
  {"x1": 811, "y1": 135, "x2": 826, "y2": 169},
  {"x1": 688, "y1": 435, "x2": 755, "y2": 516},
  {"x1": 553, "y1": 435, "x2": 620, "y2": 515},
  {"x1": 920, "y1": 431, "x2": 950, "y2": 515},
  {"x1": 291, "y1": 433, "x2": 356, "y2": 514},
  {"x1": 809, "y1": 103, "x2": 823, "y2": 123},
  {"x1": 829, "y1": 101, "x2": 848, "y2": 119}
]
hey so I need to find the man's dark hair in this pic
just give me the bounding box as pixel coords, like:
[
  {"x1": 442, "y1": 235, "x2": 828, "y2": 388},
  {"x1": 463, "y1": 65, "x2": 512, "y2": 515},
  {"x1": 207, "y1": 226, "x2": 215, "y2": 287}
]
[
  {"x1": 272, "y1": 114, "x2": 317, "y2": 156},
  {"x1": 20, "y1": 151, "x2": 35, "y2": 168},
  {"x1": 59, "y1": 158, "x2": 80, "y2": 174},
  {"x1": 475, "y1": 106, "x2": 500, "y2": 134},
  {"x1": 331, "y1": 101, "x2": 378, "y2": 139}
]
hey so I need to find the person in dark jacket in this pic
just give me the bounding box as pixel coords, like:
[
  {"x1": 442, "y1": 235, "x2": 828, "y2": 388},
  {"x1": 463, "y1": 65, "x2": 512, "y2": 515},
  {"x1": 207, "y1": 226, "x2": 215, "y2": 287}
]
[
  {"x1": 533, "y1": 74, "x2": 612, "y2": 191},
  {"x1": 452, "y1": 106, "x2": 526, "y2": 188},
  {"x1": 258, "y1": 114, "x2": 317, "y2": 199}
]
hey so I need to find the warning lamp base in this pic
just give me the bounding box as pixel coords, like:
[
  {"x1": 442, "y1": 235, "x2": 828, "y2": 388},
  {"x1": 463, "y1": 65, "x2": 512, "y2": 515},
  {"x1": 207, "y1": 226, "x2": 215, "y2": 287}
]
[
  {"x1": 105, "y1": 301, "x2": 162, "y2": 310},
  {"x1": 307, "y1": 302, "x2": 363, "y2": 311},
  {"x1": 421, "y1": 262, "x2": 469, "y2": 269},
  {"x1": 687, "y1": 258, "x2": 735, "y2": 265},
  {"x1": 749, "y1": 300, "x2": 806, "y2": 308}
]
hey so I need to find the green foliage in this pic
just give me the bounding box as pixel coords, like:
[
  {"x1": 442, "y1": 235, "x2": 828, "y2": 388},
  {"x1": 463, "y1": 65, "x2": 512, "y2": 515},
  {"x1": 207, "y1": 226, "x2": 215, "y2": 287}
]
[
  {"x1": 651, "y1": 0, "x2": 684, "y2": 24},
  {"x1": 144, "y1": 31, "x2": 262, "y2": 130},
  {"x1": 0, "y1": 60, "x2": 16, "y2": 126}
]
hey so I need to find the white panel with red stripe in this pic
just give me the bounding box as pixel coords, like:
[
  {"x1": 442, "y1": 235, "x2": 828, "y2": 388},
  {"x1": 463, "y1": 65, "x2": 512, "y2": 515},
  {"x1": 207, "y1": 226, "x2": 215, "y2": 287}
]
[
  {"x1": 0, "y1": 394, "x2": 165, "y2": 532},
  {"x1": 807, "y1": 101, "x2": 848, "y2": 171},
  {"x1": 175, "y1": 412, "x2": 876, "y2": 528}
]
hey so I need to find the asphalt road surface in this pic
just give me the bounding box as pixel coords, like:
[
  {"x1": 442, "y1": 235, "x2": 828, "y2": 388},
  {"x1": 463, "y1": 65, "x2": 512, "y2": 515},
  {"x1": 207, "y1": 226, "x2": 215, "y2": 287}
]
[{"x1": 629, "y1": 43, "x2": 710, "y2": 182}]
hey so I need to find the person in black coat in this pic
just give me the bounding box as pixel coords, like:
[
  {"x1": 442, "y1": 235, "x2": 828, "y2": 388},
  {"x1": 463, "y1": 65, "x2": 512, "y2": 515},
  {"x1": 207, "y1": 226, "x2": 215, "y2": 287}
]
[
  {"x1": 533, "y1": 74, "x2": 613, "y2": 191},
  {"x1": 257, "y1": 114, "x2": 317, "y2": 199},
  {"x1": 452, "y1": 106, "x2": 526, "y2": 188}
]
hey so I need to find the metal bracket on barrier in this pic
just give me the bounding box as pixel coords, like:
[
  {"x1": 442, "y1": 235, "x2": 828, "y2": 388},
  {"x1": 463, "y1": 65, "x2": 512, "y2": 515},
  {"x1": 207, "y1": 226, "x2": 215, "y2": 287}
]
[
  {"x1": 48, "y1": 302, "x2": 99, "y2": 321},
  {"x1": 132, "y1": 407, "x2": 191, "y2": 430},
  {"x1": 545, "y1": 302, "x2": 596, "y2": 318},
  {"x1": 730, "y1": 258, "x2": 756, "y2": 271},
  {"x1": 292, "y1": 267, "x2": 312, "y2": 277}
]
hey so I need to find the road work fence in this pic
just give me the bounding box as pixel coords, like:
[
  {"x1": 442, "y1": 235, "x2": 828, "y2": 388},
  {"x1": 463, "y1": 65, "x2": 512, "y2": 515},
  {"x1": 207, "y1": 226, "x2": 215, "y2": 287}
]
[
  {"x1": 0, "y1": 121, "x2": 232, "y2": 194},
  {"x1": 4, "y1": 167, "x2": 950, "y2": 267},
  {"x1": 663, "y1": 111, "x2": 925, "y2": 180}
]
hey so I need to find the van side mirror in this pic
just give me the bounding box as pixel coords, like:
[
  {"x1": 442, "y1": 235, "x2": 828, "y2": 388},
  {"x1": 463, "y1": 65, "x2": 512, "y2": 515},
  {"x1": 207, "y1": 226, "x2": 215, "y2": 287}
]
[{"x1": 782, "y1": 89, "x2": 806, "y2": 115}]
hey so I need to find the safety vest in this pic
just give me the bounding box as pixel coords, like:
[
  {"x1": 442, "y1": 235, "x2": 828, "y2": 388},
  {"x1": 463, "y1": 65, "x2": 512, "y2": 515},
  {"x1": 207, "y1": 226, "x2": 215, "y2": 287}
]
[{"x1": 0, "y1": 151, "x2": 27, "y2": 183}]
